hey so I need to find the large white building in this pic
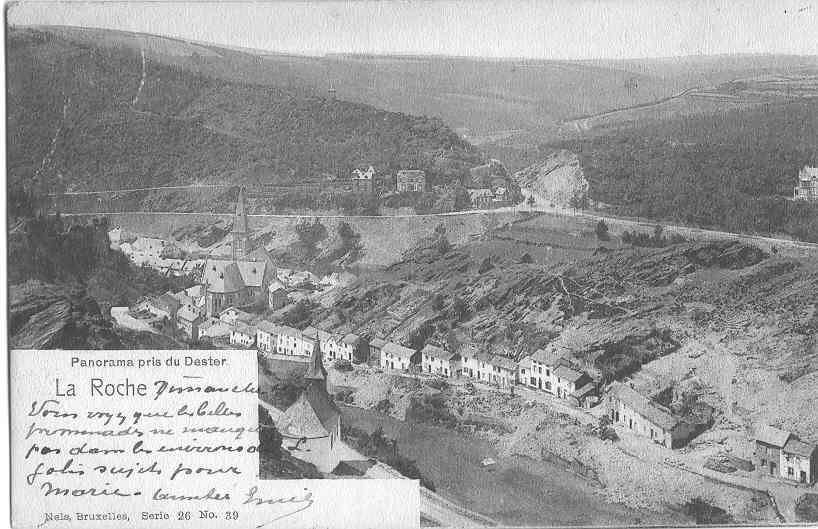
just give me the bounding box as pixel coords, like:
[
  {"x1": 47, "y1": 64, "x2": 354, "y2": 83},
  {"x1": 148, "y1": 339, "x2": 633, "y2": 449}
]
[{"x1": 794, "y1": 166, "x2": 818, "y2": 201}]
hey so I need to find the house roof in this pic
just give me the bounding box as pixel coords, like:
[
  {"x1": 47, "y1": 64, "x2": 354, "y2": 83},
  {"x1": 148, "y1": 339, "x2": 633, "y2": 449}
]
[
  {"x1": 233, "y1": 323, "x2": 257, "y2": 336},
  {"x1": 571, "y1": 383, "x2": 597, "y2": 398},
  {"x1": 397, "y1": 169, "x2": 425, "y2": 178},
  {"x1": 609, "y1": 383, "x2": 678, "y2": 431},
  {"x1": 518, "y1": 356, "x2": 533, "y2": 369},
  {"x1": 302, "y1": 326, "x2": 319, "y2": 339},
  {"x1": 422, "y1": 344, "x2": 458, "y2": 361},
  {"x1": 468, "y1": 188, "x2": 494, "y2": 199},
  {"x1": 342, "y1": 333, "x2": 360, "y2": 346},
  {"x1": 177, "y1": 305, "x2": 201, "y2": 323},
  {"x1": 256, "y1": 320, "x2": 280, "y2": 335},
  {"x1": 184, "y1": 285, "x2": 204, "y2": 298},
  {"x1": 783, "y1": 437, "x2": 817, "y2": 458},
  {"x1": 155, "y1": 293, "x2": 180, "y2": 311},
  {"x1": 268, "y1": 280, "x2": 286, "y2": 293},
  {"x1": 203, "y1": 260, "x2": 246, "y2": 293},
  {"x1": 382, "y1": 342, "x2": 417, "y2": 359},
  {"x1": 369, "y1": 337, "x2": 387, "y2": 348},
  {"x1": 248, "y1": 246, "x2": 276, "y2": 268},
  {"x1": 555, "y1": 365, "x2": 585, "y2": 382},
  {"x1": 754, "y1": 424, "x2": 792, "y2": 447},
  {"x1": 531, "y1": 348, "x2": 564, "y2": 366}
]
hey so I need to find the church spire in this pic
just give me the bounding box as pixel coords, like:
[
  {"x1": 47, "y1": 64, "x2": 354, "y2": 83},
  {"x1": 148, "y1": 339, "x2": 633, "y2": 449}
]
[
  {"x1": 304, "y1": 339, "x2": 327, "y2": 390},
  {"x1": 231, "y1": 187, "x2": 249, "y2": 260}
]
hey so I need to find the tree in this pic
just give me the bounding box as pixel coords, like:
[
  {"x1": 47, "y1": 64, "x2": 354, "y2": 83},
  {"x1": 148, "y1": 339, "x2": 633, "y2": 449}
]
[
  {"x1": 258, "y1": 406, "x2": 283, "y2": 458},
  {"x1": 595, "y1": 219, "x2": 610, "y2": 241}
]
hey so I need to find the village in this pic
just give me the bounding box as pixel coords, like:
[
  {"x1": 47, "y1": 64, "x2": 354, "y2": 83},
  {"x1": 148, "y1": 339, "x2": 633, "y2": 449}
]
[{"x1": 101, "y1": 187, "x2": 818, "y2": 524}]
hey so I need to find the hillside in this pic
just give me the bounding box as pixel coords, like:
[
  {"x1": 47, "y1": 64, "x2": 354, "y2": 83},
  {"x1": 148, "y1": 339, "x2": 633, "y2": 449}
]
[
  {"x1": 550, "y1": 99, "x2": 818, "y2": 241},
  {"x1": 6, "y1": 26, "x2": 482, "y2": 209}
]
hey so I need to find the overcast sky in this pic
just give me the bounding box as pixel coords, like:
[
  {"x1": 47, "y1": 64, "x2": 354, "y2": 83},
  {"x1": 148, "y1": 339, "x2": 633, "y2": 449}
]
[{"x1": 8, "y1": 1, "x2": 818, "y2": 60}]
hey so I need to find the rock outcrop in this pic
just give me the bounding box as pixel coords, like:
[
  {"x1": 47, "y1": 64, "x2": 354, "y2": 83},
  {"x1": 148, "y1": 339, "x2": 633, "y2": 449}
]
[
  {"x1": 514, "y1": 150, "x2": 589, "y2": 207},
  {"x1": 9, "y1": 280, "x2": 122, "y2": 349}
]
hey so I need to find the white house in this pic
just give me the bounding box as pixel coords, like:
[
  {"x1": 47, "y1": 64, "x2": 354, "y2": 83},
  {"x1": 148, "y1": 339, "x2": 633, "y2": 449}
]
[
  {"x1": 380, "y1": 342, "x2": 419, "y2": 371},
  {"x1": 256, "y1": 320, "x2": 280, "y2": 355},
  {"x1": 421, "y1": 344, "x2": 461, "y2": 377},
  {"x1": 276, "y1": 326, "x2": 316, "y2": 357},
  {"x1": 230, "y1": 323, "x2": 257, "y2": 348}
]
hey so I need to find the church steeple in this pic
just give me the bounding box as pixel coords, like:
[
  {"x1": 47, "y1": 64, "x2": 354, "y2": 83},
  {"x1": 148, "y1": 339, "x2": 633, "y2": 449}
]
[
  {"x1": 231, "y1": 187, "x2": 249, "y2": 260},
  {"x1": 304, "y1": 339, "x2": 327, "y2": 392}
]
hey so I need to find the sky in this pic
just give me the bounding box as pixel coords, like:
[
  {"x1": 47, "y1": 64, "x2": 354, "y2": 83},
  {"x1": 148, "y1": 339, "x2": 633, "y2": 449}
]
[{"x1": 7, "y1": 0, "x2": 818, "y2": 60}]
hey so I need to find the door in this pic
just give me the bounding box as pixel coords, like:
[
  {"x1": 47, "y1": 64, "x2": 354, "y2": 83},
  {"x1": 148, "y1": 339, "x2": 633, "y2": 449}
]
[
  {"x1": 800, "y1": 471, "x2": 807, "y2": 483},
  {"x1": 770, "y1": 462, "x2": 776, "y2": 475}
]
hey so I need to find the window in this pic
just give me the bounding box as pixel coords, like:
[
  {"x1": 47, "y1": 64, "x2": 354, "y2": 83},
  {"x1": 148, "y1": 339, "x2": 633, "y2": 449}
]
[{"x1": 788, "y1": 467, "x2": 794, "y2": 477}]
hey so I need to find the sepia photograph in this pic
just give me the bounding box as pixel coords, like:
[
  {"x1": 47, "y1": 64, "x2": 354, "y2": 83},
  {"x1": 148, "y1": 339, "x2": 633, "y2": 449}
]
[{"x1": 6, "y1": 1, "x2": 818, "y2": 527}]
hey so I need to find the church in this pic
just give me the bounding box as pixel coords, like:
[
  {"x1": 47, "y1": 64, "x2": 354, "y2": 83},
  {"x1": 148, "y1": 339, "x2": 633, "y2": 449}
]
[
  {"x1": 203, "y1": 188, "x2": 277, "y2": 316},
  {"x1": 269, "y1": 341, "x2": 347, "y2": 473}
]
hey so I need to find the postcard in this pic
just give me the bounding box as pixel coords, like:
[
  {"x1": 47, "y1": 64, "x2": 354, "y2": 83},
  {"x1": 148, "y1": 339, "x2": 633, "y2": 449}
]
[{"x1": 6, "y1": 1, "x2": 818, "y2": 528}]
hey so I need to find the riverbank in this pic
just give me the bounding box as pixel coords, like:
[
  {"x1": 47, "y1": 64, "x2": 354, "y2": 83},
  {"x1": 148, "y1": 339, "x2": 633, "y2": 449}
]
[{"x1": 339, "y1": 404, "x2": 680, "y2": 527}]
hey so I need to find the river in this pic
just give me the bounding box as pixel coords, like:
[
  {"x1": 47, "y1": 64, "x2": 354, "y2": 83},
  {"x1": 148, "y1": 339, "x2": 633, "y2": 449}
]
[{"x1": 339, "y1": 405, "x2": 675, "y2": 527}]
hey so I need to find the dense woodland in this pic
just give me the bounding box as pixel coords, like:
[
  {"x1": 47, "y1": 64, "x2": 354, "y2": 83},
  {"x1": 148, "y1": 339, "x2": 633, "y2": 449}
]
[
  {"x1": 7, "y1": 29, "x2": 483, "y2": 208},
  {"x1": 547, "y1": 100, "x2": 818, "y2": 241}
]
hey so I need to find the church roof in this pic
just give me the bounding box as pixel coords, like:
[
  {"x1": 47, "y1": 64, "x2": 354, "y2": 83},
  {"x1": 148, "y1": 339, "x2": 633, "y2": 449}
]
[
  {"x1": 281, "y1": 387, "x2": 339, "y2": 438},
  {"x1": 203, "y1": 261, "x2": 246, "y2": 293},
  {"x1": 234, "y1": 260, "x2": 269, "y2": 288},
  {"x1": 248, "y1": 246, "x2": 276, "y2": 268},
  {"x1": 305, "y1": 340, "x2": 327, "y2": 381}
]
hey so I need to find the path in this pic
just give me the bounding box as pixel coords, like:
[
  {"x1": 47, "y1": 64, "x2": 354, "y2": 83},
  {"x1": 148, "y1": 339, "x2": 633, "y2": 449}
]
[
  {"x1": 132, "y1": 48, "x2": 147, "y2": 108},
  {"x1": 517, "y1": 187, "x2": 818, "y2": 256},
  {"x1": 34, "y1": 94, "x2": 70, "y2": 180}
]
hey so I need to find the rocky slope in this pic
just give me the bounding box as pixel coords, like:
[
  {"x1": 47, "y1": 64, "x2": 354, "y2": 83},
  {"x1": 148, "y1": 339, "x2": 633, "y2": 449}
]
[
  {"x1": 513, "y1": 149, "x2": 589, "y2": 207},
  {"x1": 9, "y1": 280, "x2": 122, "y2": 349}
]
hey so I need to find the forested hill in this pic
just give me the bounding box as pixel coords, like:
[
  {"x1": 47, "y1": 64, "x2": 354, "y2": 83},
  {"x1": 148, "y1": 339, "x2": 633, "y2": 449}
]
[{"x1": 7, "y1": 27, "x2": 482, "y2": 198}]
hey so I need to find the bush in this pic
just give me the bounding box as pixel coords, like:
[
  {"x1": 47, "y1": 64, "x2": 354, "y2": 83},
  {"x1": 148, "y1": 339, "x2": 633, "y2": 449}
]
[
  {"x1": 333, "y1": 359, "x2": 353, "y2": 372},
  {"x1": 258, "y1": 406, "x2": 282, "y2": 458},
  {"x1": 796, "y1": 494, "x2": 818, "y2": 522},
  {"x1": 682, "y1": 498, "x2": 733, "y2": 525},
  {"x1": 595, "y1": 220, "x2": 610, "y2": 241},
  {"x1": 375, "y1": 398, "x2": 393, "y2": 413}
]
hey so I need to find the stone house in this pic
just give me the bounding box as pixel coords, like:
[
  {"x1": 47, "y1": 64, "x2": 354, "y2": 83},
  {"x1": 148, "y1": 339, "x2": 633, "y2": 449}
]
[
  {"x1": 396, "y1": 170, "x2": 426, "y2": 193},
  {"x1": 606, "y1": 382, "x2": 696, "y2": 448},
  {"x1": 421, "y1": 344, "x2": 461, "y2": 377},
  {"x1": 219, "y1": 307, "x2": 254, "y2": 326},
  {"x1": 176, "y1": 305, "x2": 203, "y2": 341},
  {"x1": 553, "y1": 365, "x2": 590, "y2": 400},
  {"x1": 148, "y1": 292, "x2": 180, "y2": 320},
  {"x1": 268, "y1": 280, "x2": 288, "y2": 310},
  {"x1": 368, "y1": 337, "x2": 387, "y2": 365},
  {"x1": 485, "y1": 355, "x2": 518, "y2": 388},
  {"x1": 781, "y1": 437, "x2": 817, "y2": 484},
  {"x1": 380, "y1": 342, "x2": 419, "y2": 371},
  {"x1": 753, "y1": 424, "x2": 818, "y2": 484},
  {"x1": 754, "y1": 424, "x2": 790, "y2": 478}
]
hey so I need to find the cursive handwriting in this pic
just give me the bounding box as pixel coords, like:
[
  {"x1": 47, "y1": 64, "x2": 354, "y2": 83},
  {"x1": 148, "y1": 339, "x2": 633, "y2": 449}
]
[{"x1": 243, "y1": 486, "x2": 314, "y2": 527}]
